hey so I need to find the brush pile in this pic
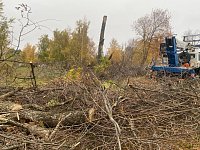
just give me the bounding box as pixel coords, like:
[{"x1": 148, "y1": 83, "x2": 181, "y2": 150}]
[{"x1": 0, "y1": 71, "x2": 200, "y2": 150}]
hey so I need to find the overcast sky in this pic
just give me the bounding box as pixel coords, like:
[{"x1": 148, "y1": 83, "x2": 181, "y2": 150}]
[{"x1": 3, "y1": 0, "x2": 200, "y2": 49}]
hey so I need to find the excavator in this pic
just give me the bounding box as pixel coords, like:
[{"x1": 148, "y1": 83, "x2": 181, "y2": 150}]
[{"x1": 150, "y1": 35, "x2": 200, "y2": 78}]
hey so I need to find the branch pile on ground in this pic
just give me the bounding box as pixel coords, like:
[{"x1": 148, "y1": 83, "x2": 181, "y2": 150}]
[{"x1": 0, "y1": 72, "x2": 200, "y2": 150}]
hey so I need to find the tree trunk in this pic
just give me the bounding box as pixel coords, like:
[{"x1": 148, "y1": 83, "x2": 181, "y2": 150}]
[{"x1": 97, "y1": 16, "x2": 107, "y2": 63}]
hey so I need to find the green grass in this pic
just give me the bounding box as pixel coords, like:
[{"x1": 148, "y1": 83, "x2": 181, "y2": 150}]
[{"x1": 0, "y1": 64, "x2": 66, "y2": 87}]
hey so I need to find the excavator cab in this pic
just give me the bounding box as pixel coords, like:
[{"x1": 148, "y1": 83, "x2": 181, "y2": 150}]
[{"x1": 151, "y1": 36, "x2": 196, "y2": 78}]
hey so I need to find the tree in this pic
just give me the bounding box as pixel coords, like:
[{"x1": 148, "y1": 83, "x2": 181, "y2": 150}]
[
  {"x1": 69, "y1": 19, "x2": 95, "y2": 66},
  {"x1": 21, "y1": 43, "x2": 37, "y2": 62},
  {"x1": 0, "y1": 0, "x2": 12, "y2": 60},
  {"x1": 97, "y1": 16, "x2": 107, "y2": 62},
  {"x1": 37, "y1": 19, "x2": 95, "y2": 67},
  {"x1": 123, "y1": 39, "x2": 135, "y2": 65},
  {"x1": 0, "y1": 3, "x2": 43, "y2": 61},
  {"x1": 0, "y1": 20, "x2": 10, "y2": 59},
  {"x1": 38, "y1": 30, "x2": 71, "y2": 62},
  {"x1": 37, "y1": 35, "x2": 50, "y2": 62},
  {"x1": 49, "y1": 29, "x2": 70, "y2": 62},
  {"x1": 133, "y1": 9, "x2": 171, "y2": 66},
  {"x1": 107, "y1": 39, "x2": 123, "y2": 64}
]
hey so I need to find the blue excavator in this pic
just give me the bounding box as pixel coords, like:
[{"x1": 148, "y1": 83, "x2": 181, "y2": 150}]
[{"x1": 151, "y1": 36, "x2": 200, "y2": 78}]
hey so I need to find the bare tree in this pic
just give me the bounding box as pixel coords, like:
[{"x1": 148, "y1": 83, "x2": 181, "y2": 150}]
[
  {"x1": 133, "y1": 9, "x2": 171, "y2": 66},
  {"x1": 1, "y1": 3, "x2": 48, "y2": 61}
]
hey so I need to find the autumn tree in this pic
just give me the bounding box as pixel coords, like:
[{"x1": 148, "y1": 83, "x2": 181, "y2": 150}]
[
  {"x1": 133, "y1": 9, "x2": 171, "y2": 66},
  {"x1": 123, "y1": 39, "x2": 135, "y2": 65},
  {"x1": 37, "y1": 19, "x2": 95, "y2": 66},
  {"x1": 0, "y1": 3, "x2": 44, "y2": 62},
  {"x1": 107, "y1": 38, "x2": 123, "y2": 64},
  {"x1": 0, "y1": 1, "x2": 13, "y2": 60},
  {"x1": 37, "y1": 35, "x2": 50, "y2": 62},
  {"x1": 69, "y1": 19, "x2": 95, "y2": 66},
  {"x1": 38, "y1": 30, "x2": 71, "y2": 62},
  {"x1": 0, "y1": 20, "x2": 10, "y2": 59},
  {"x1": 21, "y1": 43, "x2": 37, "y2": 62},
  {"x1": 49, "y1": 29, "x2": 70, "y2": 62}
]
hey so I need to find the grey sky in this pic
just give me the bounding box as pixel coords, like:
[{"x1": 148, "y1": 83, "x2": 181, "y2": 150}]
[{"x1": 3, "y1": 0, "x2": 200, "y2": 49}]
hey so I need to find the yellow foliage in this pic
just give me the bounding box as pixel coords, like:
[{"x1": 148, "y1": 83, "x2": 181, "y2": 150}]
[
  {"x1": 111, "y1": 50, "x2": 123, "y2": 63},
  {"x1": 46, "y1": 99, "x2": 59, "y2": 107},
  {"x1": 132, "y1": 35, "x2": 166, "y2": 65},
  {"x1": 65, "y1": 67, "x2": 82, "y2": 80},
  {"x1": 21, "y1": 43, "x2": 37, "y2": 62},
  {"x1": 107, "y1": 39, "x2": 123, "y2": 64},
  {"x1": 131, "y1": 41, "x2": 143, "y2": 65}
]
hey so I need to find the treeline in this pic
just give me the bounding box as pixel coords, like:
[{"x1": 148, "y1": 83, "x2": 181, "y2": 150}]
[
  {"x1": 0, "y1": 0, "x2": 172, "y2": 68},
  {"x1": 22, "y1": 19, "x2": 95, "y2": 67}
]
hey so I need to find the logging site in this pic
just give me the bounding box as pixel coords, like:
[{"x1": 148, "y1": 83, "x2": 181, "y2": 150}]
[{"x1": 1, "y1": 0, "x2": 200, "y2": 150}]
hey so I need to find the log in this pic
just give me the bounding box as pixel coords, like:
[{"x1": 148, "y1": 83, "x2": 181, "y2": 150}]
[
  {"x1": 0, "y1": 100, "x2": 95, "y2": 128},
  {"x1": 19, "y1": 108, "x2": 95, "y2": 127},
  {"x1": 24, "y1": 123, "x2": 49, "y2": 139},
  {"x1": 0, "y1": 101, "x2": 22, "y2": 112}
]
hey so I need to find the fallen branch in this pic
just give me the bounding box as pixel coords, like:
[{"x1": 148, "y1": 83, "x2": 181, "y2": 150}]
[
  {"x1": 102, "y1": 90, "x2": 121, "y2": 150},
  {"x1": 0, "y1": 118, "x2": 50, "y2": 139},
  {"x1": 0, "y1": 133, "x2": 70, "y2": 148},
  {"x1": 48, "y1": 113, "x2": 72, "y2": 141},
  {"x1": 0, "y1": 87, "x2": 23, "y2": 100}
]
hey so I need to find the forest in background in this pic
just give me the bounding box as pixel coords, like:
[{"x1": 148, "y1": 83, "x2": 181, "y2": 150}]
[
  {"x1": 1, "y1": 1, "x2": 200, "y2": 150},
  {"x1": 1, "y1": 2, "x2": 172, "y2": 66}
]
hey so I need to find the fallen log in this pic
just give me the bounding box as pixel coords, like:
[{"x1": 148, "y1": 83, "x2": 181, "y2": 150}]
[
  {"x1": 0, "y1": 101, "x2": 22, "y2": 112},
  {"x1": 19, "y1": 109, "x2": 93, "y2": 127},
  {"x1": 0, "y1": 100, "x2": 95, "y2": 127}
]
